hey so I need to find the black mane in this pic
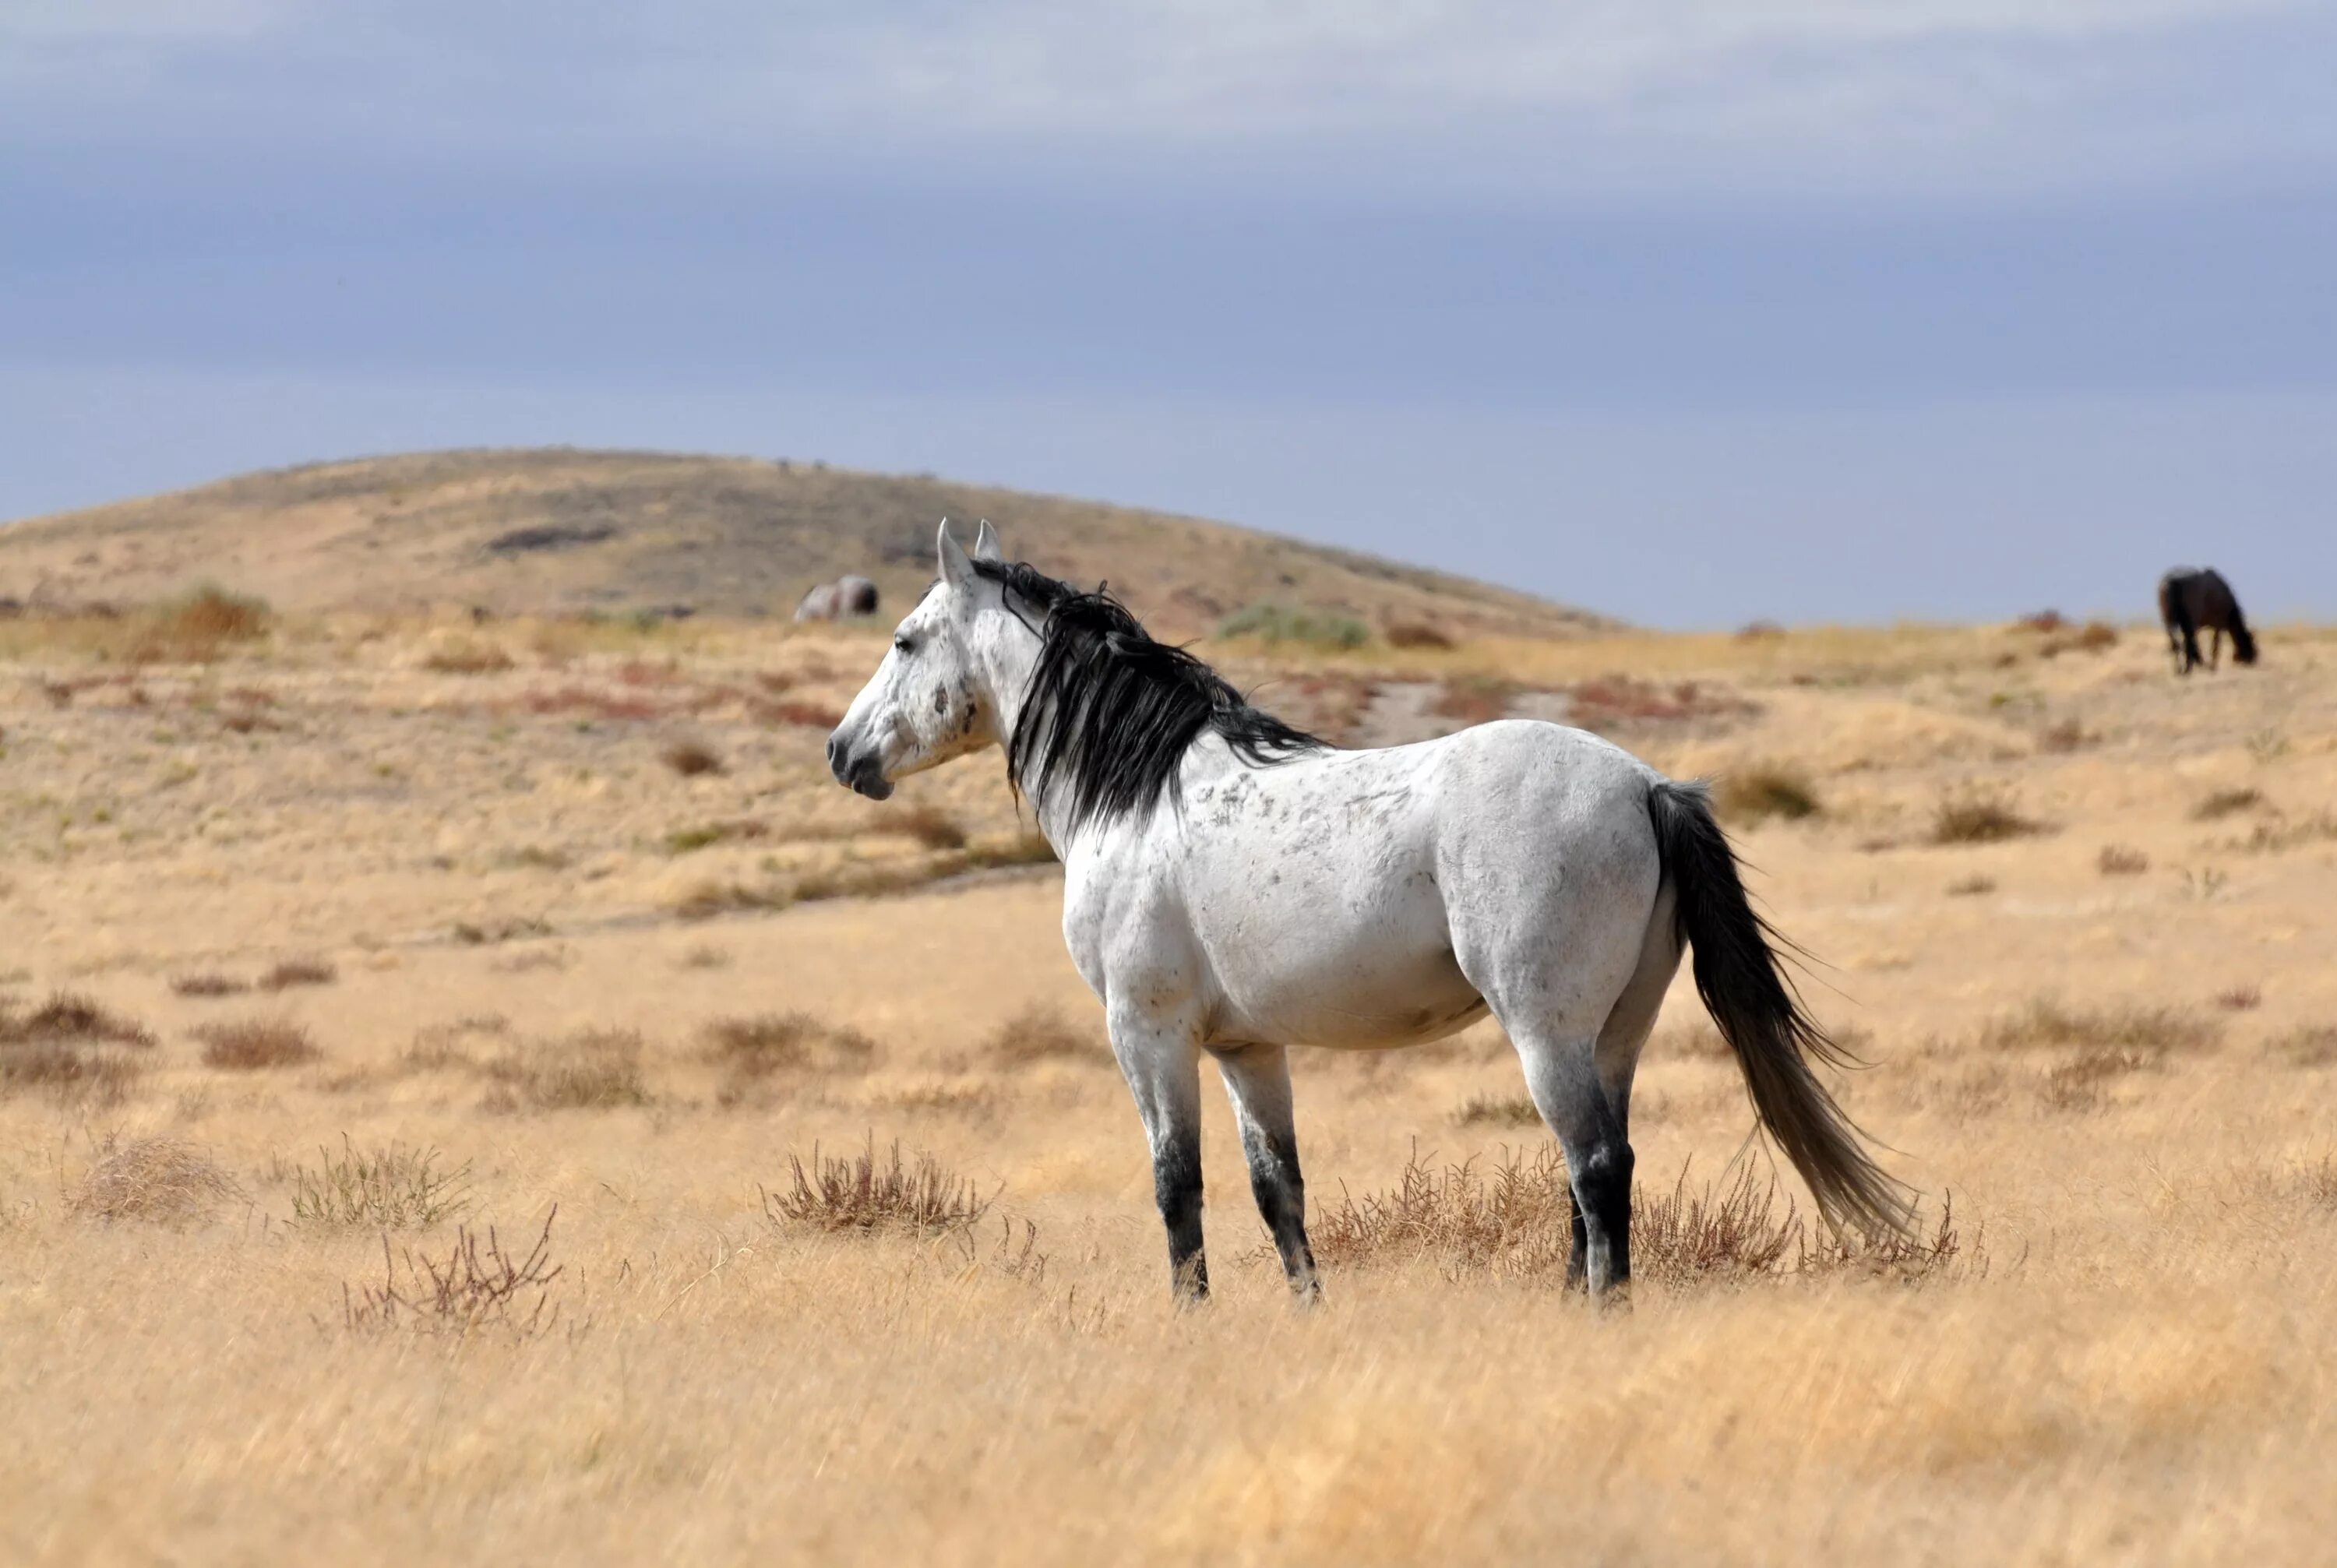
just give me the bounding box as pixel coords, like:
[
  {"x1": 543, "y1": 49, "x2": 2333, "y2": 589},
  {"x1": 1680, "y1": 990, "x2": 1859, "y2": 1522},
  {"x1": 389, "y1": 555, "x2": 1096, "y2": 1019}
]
[{"x1": 973, "y1": 558, "x2": 1324, "y2": 833}]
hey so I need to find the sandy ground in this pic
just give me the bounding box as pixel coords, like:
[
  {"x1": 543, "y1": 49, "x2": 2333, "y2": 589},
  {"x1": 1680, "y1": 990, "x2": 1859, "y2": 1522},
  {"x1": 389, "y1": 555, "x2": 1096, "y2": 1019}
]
[{"x1": 3, "y1": 608, "x2": 2334, "y2": 1565}]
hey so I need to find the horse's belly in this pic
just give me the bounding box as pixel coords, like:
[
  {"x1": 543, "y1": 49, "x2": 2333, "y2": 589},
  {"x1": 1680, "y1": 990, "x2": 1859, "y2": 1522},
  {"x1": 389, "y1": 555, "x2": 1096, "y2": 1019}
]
[{"x1": 1196, "y1": 879, "x2": 1486, "y2": 1048}]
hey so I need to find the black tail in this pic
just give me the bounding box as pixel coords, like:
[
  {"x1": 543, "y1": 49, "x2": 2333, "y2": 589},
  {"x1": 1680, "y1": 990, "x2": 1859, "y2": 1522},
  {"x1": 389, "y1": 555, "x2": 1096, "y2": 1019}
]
[{"x1": 1647, "y1": 781, "x2": 1912, "y2": 1238}]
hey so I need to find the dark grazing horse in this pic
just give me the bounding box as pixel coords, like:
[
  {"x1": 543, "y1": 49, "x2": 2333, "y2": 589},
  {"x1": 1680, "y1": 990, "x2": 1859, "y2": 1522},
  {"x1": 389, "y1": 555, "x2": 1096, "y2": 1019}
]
[{"x1": 2158, "y1": 569, "x2": 2258, "y2": 675}]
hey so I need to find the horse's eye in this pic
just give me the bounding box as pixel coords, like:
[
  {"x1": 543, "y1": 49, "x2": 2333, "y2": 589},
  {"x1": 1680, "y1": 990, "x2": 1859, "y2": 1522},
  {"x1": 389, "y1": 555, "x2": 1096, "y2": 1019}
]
[{"x1": 893, "y1": 635, "x2": 915, "y2": 655}]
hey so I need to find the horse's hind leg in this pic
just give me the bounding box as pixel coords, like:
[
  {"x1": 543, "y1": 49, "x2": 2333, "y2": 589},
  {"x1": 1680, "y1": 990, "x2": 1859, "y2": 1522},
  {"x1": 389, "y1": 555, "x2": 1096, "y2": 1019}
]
[
  {"x1": 1214, "y1": 1043, "x2": 1320, "y2": 1301},
  {"x1": 1560, "y1": 886, "x2": 1683, "y2": 1289},
  {"x1": 2210, "y1": 626, "x2": 2223, "y2": 671}
]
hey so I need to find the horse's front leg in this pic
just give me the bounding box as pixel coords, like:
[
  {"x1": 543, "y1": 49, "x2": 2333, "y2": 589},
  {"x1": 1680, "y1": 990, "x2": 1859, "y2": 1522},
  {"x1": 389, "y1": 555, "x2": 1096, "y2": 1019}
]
[
  {"x1": 1109, "y1": 1003, "x2": 1209, "y2": 1302},
  {"x1": 1214, "y1": 1043, "x2": 1320, "y2": 1302}
]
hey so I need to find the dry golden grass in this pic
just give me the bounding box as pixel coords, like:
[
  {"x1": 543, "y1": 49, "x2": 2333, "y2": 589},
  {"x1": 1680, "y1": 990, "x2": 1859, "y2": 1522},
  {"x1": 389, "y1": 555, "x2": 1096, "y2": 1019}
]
[
  {"x1": 195, "y1": 1017, "x2": 322, "y2": 1070},
  {"x1": 2, "y1": 602, "x2": 2335, "y2": 1565}
]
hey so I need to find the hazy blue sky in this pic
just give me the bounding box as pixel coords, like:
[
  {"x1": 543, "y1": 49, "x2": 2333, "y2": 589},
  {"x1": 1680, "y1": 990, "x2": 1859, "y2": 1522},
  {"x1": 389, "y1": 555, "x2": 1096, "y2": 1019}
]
[{"x1": 4, "y1": 2, "x2": 2333, "y2": 625}]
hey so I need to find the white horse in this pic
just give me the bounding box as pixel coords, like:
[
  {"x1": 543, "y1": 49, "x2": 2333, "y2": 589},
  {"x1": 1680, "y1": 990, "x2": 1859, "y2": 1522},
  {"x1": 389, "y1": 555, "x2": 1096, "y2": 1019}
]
[{"x1": 828, "y1": 522, "x2": 1909, "y2": 1301}]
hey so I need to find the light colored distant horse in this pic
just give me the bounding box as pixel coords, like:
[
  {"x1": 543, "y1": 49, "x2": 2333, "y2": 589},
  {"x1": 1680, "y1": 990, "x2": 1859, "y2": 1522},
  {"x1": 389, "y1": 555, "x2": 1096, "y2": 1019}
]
[
  {"x1": 827, "y1": 523, "x2": 1909, "y2": 1302},
  {"x1": 795, "y1": 575, "x2": 879, "y2": 622}
]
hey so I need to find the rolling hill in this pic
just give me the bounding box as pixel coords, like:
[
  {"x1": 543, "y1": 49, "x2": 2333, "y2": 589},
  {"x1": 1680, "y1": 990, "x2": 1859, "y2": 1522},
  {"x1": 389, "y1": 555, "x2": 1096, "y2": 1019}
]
[{"x1": 0, "y1": 449, "x2": 1611, "y2": 639}]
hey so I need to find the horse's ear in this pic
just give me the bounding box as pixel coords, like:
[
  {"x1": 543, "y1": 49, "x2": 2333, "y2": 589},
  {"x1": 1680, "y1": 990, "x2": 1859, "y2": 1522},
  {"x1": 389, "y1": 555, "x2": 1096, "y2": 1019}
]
[
  {"x1": 973, "y1": 519, "x2": 1004, "y2": 562},
  {"x1": 936, "y1": 519, "x2": 977, "y2": 593}
]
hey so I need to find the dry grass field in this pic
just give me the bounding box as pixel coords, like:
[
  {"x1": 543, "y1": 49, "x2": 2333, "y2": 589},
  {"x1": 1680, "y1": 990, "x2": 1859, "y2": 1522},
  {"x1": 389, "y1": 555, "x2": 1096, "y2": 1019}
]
[{"x1": 3, "y1": 580, "x2": 2335, "y2": 1564}]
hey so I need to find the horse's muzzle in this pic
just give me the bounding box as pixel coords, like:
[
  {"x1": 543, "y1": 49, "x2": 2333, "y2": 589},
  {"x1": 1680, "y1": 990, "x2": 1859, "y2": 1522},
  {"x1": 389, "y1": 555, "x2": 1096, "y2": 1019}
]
[{"x1": 826, "y1": 731, "x2": 894, "y2": 801}]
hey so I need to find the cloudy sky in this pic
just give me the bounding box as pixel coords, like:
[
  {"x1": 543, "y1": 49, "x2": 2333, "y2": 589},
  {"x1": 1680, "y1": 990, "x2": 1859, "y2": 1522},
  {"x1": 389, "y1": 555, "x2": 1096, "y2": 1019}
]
[{"x1": 4, "y1": 2, "x2": 2333, "y2": 624}]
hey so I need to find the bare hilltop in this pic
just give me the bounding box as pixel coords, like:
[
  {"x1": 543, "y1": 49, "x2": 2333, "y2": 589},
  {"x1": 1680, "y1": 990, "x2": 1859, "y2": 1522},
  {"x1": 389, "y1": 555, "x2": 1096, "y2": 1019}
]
[{"x1": 0, "y1": 448, "x2": 1610, "y2": 639}]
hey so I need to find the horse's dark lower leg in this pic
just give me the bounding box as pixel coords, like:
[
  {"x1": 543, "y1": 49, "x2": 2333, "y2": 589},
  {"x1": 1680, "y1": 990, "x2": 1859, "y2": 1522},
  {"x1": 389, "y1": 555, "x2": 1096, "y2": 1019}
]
[
  {"x1": 1215, "y1": 1044, "x2": 1319, "y2": 1300},
  {"x1": 1563, "y1": 1187, "x2": 1590, "y2": 1291},
  {"x1": 1570, "y1": 1137, "x2": 1634, "y2": 1296},
  {"x1": 1153, "y1": 1136, "x2": 1208, "y2": 1301},
  {"x1": 2210, "y1": 628, "x2": 2223, "y2": 670}
]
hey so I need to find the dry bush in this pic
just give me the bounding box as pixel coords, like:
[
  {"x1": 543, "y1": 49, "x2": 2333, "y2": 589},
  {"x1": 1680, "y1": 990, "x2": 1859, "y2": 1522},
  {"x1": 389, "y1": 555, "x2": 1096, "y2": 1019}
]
[
  {"x1": 764, "y1": 698, "x2": 845, "y2": 729},
  {"x1": 1945, "y1": 875, "x2": 1997, "y2": 897},
  {"x1": 764, "y1": 1139, "x2": 992, "y2": 1235},
  {"x1": 896, "y1": 803, "x2": 968, "y2": 851},
  {"x1": 677, "y1": 943, "x2": 731, "y2": 970},
  {"x1": 1736, "y1": 619, "x2": 1786, "y2": 641},
  {"x1": 662, "y1": 819, "x2": 766, "y2": 854},
  {"x1": 2300, "y1": 1156, "x2": 2337, "y2": 1211},
  {"x1": 669, "y1": 879, "x2": 792, "y2": 921},
  {"x1": 1570, "y1": 674, "x2": 1756, "y2": 731},
  {"x1": 2231, "y1": 812, "x2": 2337, "y2": 854},
  {"x1": 195, "y1": 1017, "x2": 321, "y2": 1069},
  {"x1": 1930, "y1": 788, "x2": 2050, "y2": 845},
  {"x1": 2269, "y1": 1026, "x2": 2337, "y2": 1069},
  {"x1": 69, "y1": 1133, "x2": 241, "y2": 1225},
  {"x1": 131, "y1": 585, "x2": 272, "y2": 663},
  {"x1": 1453, "y1": 1092, "x2": 1542, "y2": 1129},
  {"x1": 487, "y1": 1028, "x2": 651, "y2": 1110},
  {"x1": 1313, "y1": 1146, "x2": 1974, "y2": 1289},
  {"x1": 2215, "y1": 984, "x2": 2262, "y2": 1012},
  {"x1": 2038, "y1": 1047, "x2": 2159, "y2": 1111},
  {"x1": 2012, "y1": 609, "x2": 2067, "y2": 633},
  {"x1": 2, "y1": 992, "x2": 157, "y2": 1048},
  {"x1": 287, "y1": 1134, "x2": 472, "y2": 1230},
  {"x1": 2036, "y1": 621, "x2": 2120, "y2": 657},
  {"x1": 791, "y1": 860, "x2": 943, "y2": 903},
  {"x1": 421, "y1": 639, "x2": 516, "y2": 675},
  {"x1": 340, "y1": 1208, "x2": 569, "y2": 1339},
  {"x1": 451, "y1": 915, "x2": 554, "y2": 944},
  {"x1": 258, "y1": 956, "x2": 337, "y2": 992},
  {"x1": 2, "y1": 993, "x2": 158, "y2": 1104},
  {"x1": 1432, "y1": 675, "x2": 1517, "y2": 725},
  {"x1": 1715, "y1": 763, "x2": 1821, "y2": 824},
  {"x1": 2097, "y1": 843, "x2": 2151, "y2": 876},
  {"x1": 2193, "y1": 787, "x2": 2266, "y2": 821},
  {"x1": 1980, "y1": 998, "x2": 2220, "y2": 1055},
  {"x1": 661, "y1": 738, "x2": 725, "y2": 777},
  {"x1": 2036, "y1": 717, "x2": 2090, "y2": 753},
  {"x1": 981, "y1": 1002, "x2": 1099, "y2": 1067},
  {"x1": 1384, "y1": 619, "x2": 1456, "y2": 650},
  {"x1": 702, "y1": 1012, "x2": 877, "y2": 1105},
  {"x1": 171, "y1": 972, "x2": 248, "y2": 998}
]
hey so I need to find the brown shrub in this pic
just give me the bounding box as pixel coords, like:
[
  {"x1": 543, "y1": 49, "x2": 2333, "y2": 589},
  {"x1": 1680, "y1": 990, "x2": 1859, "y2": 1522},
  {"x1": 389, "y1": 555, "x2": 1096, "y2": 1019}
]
[
  {"x1": 703, "y1": 1012, "x2": 877, "y2": 1105},
  {"x1": 981, "y1": 1002, "x2": 1099, "y2": 1067},
  {"x1": 2301, "y1": 1156, "x2": 2337, "y2": 1211},
  {"x1": 1945, "y1": 875, "x2": 1997, "y2": 897},
  {"x1": 2269, "y1": 1027, "x2": 2337, "y2": 1069},
  {"x1": 767, "y1": 699, "x2": 845, "y2": 729},
  {"x1": 131, "y1": 586, "x2": 272, "y2": 663},
  {"x1": 1736, "y1": 619, "x2": 1786, "y2": 641},
  {"x1": 1930, "y1": 788, "x2": 2050, "y2": 844},
  {"x1": 2098, "y1": 844, "x2": 2151, "y2": 876},
  {"x1": 340, "y1": 1209, "x2": 569, "y2": 1340},
  {"x1": 2233, "y1": 812, "x2": 2337, "y2": 854},
  {"x1": 196, "y1": 1017, "x2": 322, "y2": 1069},
  {"x1": 2039, "y1": 1046, "x2": 2159, "y2": 1111},
  {"x1": 2012, "y1": 609, "x2": 2067, "y2": 633},
  {"x1": 662, "y1": 819, "x2": 766, "y2": 854},
  {"x1": 1, "y1": 992, "x2": 157, "y2": 1048},
  {"x1": 2192, "y1": 787, "x2": 2265, "y2": 821},
  {"x1": 1980, "y1": 998, "x2": 2220, "y2": 1055},
  {"x1": 421, "y1": 639, "x2": 516, "y2": 675},
  {"x1": 258, "y1": 957, "x2": 337, "y2": 992},
  {"x1": 961, "y1": 830, "x2": 1059, "y2": 870},
  {"x1": 669, "y1": 879, "x2": 792, "y2": 921},
  {"x1": 487, "y1": 1028, "x2": 651, "y2": 1110},
  {"x1": 1312, "y1": 1146, "x2": 1973, "y2": 1288},
  {"x1": 171, "y1": 972, "x2": 249, "y2": 998},
  {"x1": 70, "y1": 1133, "x2": 241, "y2": 1224},
  {"x1": 1432, "y1": 675, "x2": 1517, "y2": 725},
  {"x1": 2036, "y1": 717, "x2": 2090, "y2": 753},
  {"x1": 1385, "y1": 619, "x2": 1457, "y2": 650},
  {"x1": 896, "y1": 803, "x2": 968, "y2": 851},
  {"x1": 2214, "y1": 984, "x2": 2261, "y2": 1012},
  {"x1": 764, "y1": 1138, "x2": 992, "y2": 1235},
  {"x1": 1570, "y1": 674, "x2": 1753, "y2": 730},
  {"x1": 661, "y1": 738, "x2": 725, "y2": 777},
  {"x1": 1453, "y1": 1093, "x2": 1542, "y2": 1129},
  {"x1": 1715, "y1": 764, "x2": 1821, "y2": 824}
]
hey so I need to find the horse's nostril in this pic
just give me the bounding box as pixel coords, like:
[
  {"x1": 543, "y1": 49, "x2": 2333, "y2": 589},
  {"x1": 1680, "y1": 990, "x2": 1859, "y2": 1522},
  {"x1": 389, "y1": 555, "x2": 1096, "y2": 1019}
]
[{"x1": 826, "y1": 734, "x2": 844, "y2": 773}]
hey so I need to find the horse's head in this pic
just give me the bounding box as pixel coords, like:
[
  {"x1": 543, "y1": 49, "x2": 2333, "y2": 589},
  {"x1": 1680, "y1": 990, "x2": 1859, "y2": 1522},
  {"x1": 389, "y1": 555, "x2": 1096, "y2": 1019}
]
[{"x1": 826, "y1": 520, "x2": 1017, "y2": 801}]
